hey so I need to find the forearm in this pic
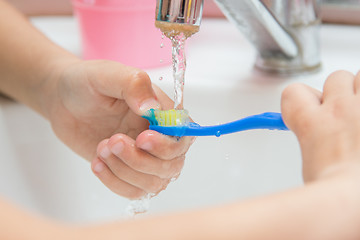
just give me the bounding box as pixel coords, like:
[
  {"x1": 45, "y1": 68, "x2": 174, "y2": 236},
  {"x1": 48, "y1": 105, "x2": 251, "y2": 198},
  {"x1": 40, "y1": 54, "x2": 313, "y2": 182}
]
[
  {"x1": 0, "y1": 197, "x2": 72, "y2": 240},
  {"x1": 81, "y1": 168, "x2": 360, "y2": 240},
  {"x1": 0, "y1": 0, "x2": 78, "y2": 118}
]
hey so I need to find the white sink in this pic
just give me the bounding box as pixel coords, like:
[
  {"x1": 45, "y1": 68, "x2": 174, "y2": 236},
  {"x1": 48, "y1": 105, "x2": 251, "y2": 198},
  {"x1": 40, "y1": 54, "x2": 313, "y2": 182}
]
[{"x1": 0, "y1": 17, "x2": 359, "y2": 223}]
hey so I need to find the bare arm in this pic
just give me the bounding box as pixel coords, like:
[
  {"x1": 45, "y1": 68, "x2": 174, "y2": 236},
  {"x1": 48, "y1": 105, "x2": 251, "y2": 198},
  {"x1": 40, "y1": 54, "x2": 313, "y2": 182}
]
[
  {"x1": 0, "y1": 197, "x2": 71, "y2": 240},
  {"x1": 0, "y1": 0, "x2": 77, "y2": 118},
  {"x1": 1, "y1": 164, "x2": 358, "y2": 240},
  {"x1": 78, "y1": 168, "x2": 360, "y2": 240}
]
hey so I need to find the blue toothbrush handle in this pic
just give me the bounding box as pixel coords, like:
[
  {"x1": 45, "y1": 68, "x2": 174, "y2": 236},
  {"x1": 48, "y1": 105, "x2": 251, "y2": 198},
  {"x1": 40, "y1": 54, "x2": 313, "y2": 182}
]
[
  {"x1": 186, "y1": 112, "x2": 288, "y2": 136},
  {"x1": 150, "y1": 112, "x2": 288, "y2": 137}
]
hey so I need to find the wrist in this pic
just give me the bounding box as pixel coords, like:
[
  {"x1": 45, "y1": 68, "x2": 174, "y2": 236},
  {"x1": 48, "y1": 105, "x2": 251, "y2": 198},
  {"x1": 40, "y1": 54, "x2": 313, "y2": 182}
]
[{"x1": 38, "y1": 55, "x2": 81, "y2": 120}]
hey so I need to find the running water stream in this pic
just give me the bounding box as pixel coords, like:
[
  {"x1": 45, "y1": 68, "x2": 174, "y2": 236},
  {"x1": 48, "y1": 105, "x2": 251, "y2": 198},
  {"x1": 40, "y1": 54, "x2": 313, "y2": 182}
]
[
  {"x1": 170, "y1": 33, "x2": 187, "y2": 109},
  {"x1": 125, "y1": 21, "x2": 199, "y2": 216},
  {"x1": 155, "y1": 21, "x2": 200, "y2": 109}
]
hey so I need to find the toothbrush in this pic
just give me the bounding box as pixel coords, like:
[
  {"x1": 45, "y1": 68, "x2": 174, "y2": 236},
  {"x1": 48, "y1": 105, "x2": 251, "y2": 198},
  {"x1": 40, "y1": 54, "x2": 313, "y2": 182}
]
[{"x1": 142, "y1": 109, "x2": 289, "y2": 137}]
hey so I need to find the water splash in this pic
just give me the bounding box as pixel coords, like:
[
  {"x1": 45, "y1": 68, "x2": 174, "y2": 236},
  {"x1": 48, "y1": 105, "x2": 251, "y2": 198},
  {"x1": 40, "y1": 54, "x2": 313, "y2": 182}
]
[{"x1": 125, "y1": 193, "x2": 155, "y2": 217}]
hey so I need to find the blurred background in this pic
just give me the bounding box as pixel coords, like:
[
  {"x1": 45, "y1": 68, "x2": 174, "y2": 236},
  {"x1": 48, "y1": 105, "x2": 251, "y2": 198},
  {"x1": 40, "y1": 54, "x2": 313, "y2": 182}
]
[{"x1": 6, "y1": 0, "x2": 360, "y2": 25}]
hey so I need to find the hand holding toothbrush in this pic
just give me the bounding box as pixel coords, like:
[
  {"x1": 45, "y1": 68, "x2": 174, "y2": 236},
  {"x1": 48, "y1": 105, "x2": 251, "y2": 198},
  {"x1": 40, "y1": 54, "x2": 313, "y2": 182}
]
[
  {"x1": 0, "y1": 0, "x2": 193, "y2": 200},
  {"x1": 50, "y1": 60, "x2": 194, "y2": 199}
]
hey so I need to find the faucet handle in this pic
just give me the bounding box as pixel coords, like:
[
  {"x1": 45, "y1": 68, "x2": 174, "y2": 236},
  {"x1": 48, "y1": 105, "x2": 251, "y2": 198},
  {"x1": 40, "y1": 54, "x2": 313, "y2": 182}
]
[{"x1": 215, "y1": 0, "x2": 322, "y2": 75}]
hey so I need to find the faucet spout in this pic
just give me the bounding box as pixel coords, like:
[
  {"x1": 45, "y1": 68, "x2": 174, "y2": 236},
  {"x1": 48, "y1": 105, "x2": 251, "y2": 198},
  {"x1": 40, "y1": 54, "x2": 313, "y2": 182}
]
[
  {"x1": 155, "y1": 0, "x2": 204, "y2": 38},
  {"x1": 215, "y1": 0, "x2": 321, "y2": 75}
]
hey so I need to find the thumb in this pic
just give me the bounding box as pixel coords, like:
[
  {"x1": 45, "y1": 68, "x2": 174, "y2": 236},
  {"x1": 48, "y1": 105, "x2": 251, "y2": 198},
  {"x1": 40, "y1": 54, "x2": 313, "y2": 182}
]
[
  {"x1": 91, "y1": 62, "x2": 161, "y2": 115},
  {"x1": 281, "y1": 83, "x2": 321, "y2": 133},
  {"x1": 122, "y1": 69, "x2": 161, "y2": 115}
]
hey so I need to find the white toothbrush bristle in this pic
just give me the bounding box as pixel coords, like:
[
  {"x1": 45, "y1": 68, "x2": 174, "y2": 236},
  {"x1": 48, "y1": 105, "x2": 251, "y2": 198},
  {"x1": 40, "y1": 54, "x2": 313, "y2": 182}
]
[{"x1": 154, "y1": 109, "x2": 189, "y2": 126}]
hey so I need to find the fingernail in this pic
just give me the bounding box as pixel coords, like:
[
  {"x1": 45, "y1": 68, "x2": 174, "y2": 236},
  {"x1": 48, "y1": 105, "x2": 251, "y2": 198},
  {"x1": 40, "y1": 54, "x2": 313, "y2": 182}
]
[
  {"x1": 139, "y1": 98, "x2": 161, "y2": 113},
  {"x1": 110, "y1": 141, "x2": 124, "y2": 155},
  {"x1": 100, "y1": 146, "x2": 111, "y2": 159},
  {"x1": 93, "y1": 161, "x2": 105, "y2": 173},
  {"x1": 140, "y1": 142, "x2": 152, "y2": 151}
]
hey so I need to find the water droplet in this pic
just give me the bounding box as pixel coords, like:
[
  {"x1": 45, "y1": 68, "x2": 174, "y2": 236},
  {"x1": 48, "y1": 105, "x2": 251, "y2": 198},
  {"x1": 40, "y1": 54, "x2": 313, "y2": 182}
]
[
  {"x1": 160, "y1": 43, "x2": 164, "y2": 48},
  {"x1": 161, "y1": 33, "x2": 165, "y2": 39},
  {"x1": 216, "y1": 131, "x2": 221, "y2": 137},
  {"x1": 159, "y1": 76, "x2": 163, "y2": 81},
  {"x1": 160, "y1": 59, "x2": 163, "y2": 63}
]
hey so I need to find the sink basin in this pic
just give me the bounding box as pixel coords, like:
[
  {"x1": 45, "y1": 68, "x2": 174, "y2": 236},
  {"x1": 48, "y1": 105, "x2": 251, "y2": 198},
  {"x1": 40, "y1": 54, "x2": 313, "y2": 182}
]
[{"x1": 0, "y1": 16, "x2": 359, "y2": 223}]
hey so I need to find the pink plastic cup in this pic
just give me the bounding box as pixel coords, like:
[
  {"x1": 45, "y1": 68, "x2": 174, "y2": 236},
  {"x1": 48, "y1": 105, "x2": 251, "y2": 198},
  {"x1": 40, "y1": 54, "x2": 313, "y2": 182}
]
[{"x1": 71, "y1": 0, "x2": 171, "y2": 69}]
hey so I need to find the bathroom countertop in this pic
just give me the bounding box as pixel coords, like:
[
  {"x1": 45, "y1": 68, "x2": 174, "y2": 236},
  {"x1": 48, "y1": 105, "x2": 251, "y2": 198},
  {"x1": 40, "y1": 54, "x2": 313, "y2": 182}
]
[{"x1": 0, "y1": 16, "x2": 359, "y2": 222}]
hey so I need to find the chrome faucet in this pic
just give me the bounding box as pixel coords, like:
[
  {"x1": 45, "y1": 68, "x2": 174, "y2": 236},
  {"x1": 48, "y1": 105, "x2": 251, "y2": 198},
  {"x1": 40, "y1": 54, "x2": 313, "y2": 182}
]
[
  {"x1": 155, "y1": 0, "x2": 321, "y2": 75},
  {"x1": 155, "y1": 0, "x2": 204, "y2": 38},
  {"x1": 155, "y1": 0, "x2": 204, "y2": 26},
  {"x1": 215, "y1": 0, "x2": 321, "y2": 74}
]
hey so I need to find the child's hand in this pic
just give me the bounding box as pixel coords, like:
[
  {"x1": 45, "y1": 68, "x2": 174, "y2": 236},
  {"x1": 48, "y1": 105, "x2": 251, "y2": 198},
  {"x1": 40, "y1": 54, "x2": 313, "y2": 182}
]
[
  {"x1": 47, "y1": 60, "x2": 194, "y2": 198},
  {"x1": 93, "y1": 130, "x2": 192, "y2": 199},
  {"x1": 281, "y1": 70, "x2": 360, "y2": 182}
]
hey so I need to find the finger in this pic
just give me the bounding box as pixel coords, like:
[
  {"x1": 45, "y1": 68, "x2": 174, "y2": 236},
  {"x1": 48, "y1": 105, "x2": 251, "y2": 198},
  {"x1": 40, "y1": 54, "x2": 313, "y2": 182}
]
[
  {"x1": 98, "y1": 143, "x2": 169, "y2": 194},
  {"x1": 354, "y1": 71, "x2": 360, "y2": 95},
  {"x1": 97, "y1": 139, "x2": 166, "y2": 194},
  {"x1": 322, "y1": 70, "x2": 355, "y2": 102},
  {"x1": 135, "y1": 130, "x2": 195, "y2": 160},
  {"x1": 91, "y1": 157, "x2": 146, "y2": 200},
  {"x1": 106, "y1": 134, "x2": 185, "y2": 178},
  {"x1": 89, "y1": 61, "x2": 161, "y2": 115},
  {"x1": 281, "y1": 83, "x2": 321, "y2": 131}
]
